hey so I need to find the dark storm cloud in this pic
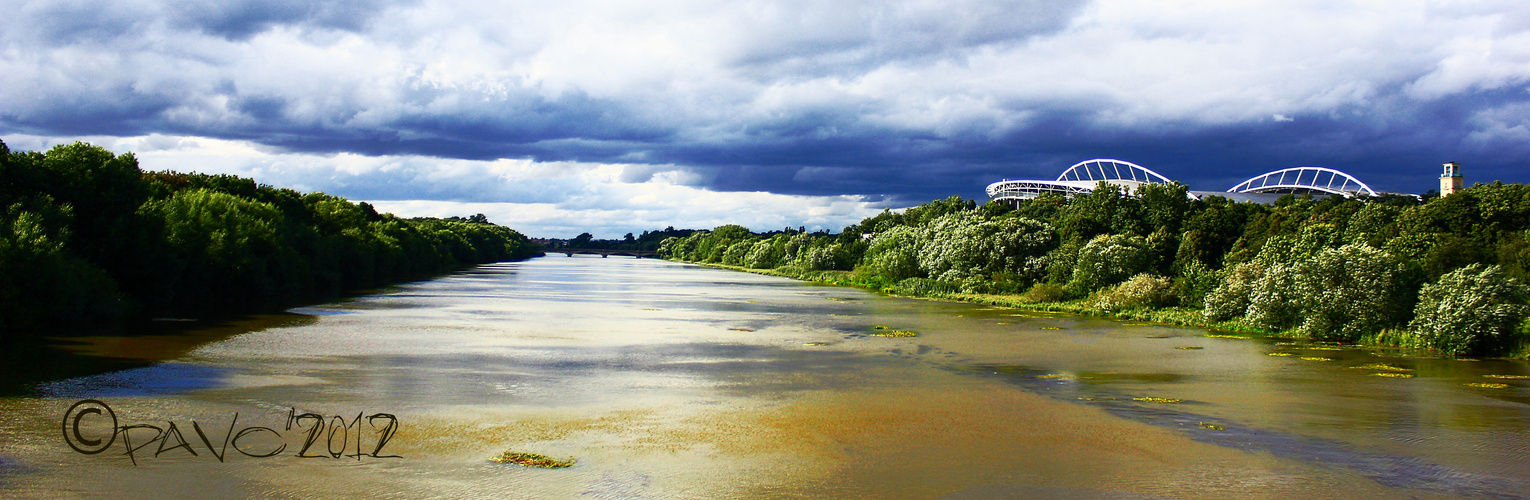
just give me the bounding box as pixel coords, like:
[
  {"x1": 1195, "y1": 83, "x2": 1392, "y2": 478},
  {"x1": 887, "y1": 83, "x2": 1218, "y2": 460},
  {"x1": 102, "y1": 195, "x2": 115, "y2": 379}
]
[{"x1": 3, "y1": 0, "x2": 1530, "y2": 207}]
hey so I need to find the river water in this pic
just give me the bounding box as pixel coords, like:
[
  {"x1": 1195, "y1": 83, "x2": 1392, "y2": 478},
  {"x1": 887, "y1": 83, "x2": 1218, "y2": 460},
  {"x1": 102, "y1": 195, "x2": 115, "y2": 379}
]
[{"x1": 1, "y1": 255, "x2": 1528, "y2": 498}]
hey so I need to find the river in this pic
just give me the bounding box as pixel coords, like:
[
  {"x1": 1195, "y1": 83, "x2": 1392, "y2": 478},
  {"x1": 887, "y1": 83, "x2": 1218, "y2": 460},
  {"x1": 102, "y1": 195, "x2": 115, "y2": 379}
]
[{"x1": 1, "y1": 255, "x2": 1527, "y2": 498}]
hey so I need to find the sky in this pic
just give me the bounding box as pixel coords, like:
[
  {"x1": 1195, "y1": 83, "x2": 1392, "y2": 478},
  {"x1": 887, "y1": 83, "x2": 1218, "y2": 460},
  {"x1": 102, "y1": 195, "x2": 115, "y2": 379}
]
[{"x1": 3, "y1": 0, "x2": 1529, "y2": 238}]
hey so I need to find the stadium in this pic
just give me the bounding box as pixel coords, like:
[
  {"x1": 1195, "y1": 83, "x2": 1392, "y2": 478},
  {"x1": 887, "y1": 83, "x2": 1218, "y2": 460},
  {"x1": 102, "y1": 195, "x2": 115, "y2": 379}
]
[{"x1": 985, "y1": 159, "x2": 1394, "y2": 205}]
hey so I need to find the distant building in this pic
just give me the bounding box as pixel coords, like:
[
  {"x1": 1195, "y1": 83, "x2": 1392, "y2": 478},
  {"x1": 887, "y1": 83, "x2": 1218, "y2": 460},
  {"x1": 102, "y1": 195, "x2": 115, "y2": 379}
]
[{"x1": 1440, "y1": 162, "x2": 1464, "y2": 196}]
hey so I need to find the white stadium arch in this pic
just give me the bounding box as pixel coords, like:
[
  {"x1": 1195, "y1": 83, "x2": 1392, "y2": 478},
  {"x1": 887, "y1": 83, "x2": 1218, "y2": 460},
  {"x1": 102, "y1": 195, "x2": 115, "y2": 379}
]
[
  {"x1": 1227, "y1": 167, "x2": 1377, "y2": 198},
  {"x1": 986, "y1": 159, "x2": 1178, "y2": 203}
]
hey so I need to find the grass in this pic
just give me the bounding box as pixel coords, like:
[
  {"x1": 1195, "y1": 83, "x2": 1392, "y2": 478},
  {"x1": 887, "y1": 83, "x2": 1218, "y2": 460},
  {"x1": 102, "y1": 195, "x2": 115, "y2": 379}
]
[{"x1": 490, "y1": 451, "x2": 576, "y2": 468}]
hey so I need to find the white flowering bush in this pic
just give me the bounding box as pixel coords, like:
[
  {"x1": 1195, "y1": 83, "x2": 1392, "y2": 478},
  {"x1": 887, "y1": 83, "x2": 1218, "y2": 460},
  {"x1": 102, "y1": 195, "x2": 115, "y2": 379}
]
[
  {"x1": 1091, "y1": 273, "x2": 1174, "y2": 312},
  {"x1": 1068, "y1": 234, "x2": 1149, "y2": 295},
  {"x1": 1246, "y1": 243, "x2": 1407, "y2": 340},
  {"x1": 1408, "y1": 264, "x2": 1529, "y2": 356},
  {"x1": 1203, "y1": 262, "x2": 1263, "y2": 321},
  {"x1": 916, "y1": 213, "x2": 1054, "y2": 285}
]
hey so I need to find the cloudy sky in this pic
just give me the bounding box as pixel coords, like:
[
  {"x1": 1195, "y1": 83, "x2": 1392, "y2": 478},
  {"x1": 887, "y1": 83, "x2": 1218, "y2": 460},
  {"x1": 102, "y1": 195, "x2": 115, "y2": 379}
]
[{"x1": 4, "y1": 0, "x2": 1529, "y2": 237}]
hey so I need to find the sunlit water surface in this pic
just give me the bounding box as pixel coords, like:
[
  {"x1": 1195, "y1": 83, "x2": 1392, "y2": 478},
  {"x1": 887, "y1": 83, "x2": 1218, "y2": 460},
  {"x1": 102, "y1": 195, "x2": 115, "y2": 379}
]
[{"x1": 2, "y1": 255, "x2": 1528, "y2": 498}]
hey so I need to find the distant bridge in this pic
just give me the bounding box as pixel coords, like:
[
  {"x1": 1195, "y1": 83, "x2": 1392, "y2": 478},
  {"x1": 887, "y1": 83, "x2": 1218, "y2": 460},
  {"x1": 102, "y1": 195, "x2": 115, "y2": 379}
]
[{"x1": 559, "y1": 248, "x2": 657, "y2": 258}]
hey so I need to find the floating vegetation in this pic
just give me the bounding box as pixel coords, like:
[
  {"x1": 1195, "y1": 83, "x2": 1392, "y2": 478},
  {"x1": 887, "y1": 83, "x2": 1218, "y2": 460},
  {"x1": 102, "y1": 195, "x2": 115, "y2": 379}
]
[
  {"x1": 825, "y1": 297, "x2": 848, "y2": 301},
  {"x1": 803, "y1": 342, "x2": 829, "y2": 346},
  {"x1": 1304, "y1": 346, "x2": 1346, "y2": 351},
  {"x1": 728, "y1": 328, "x2": 755, "y2": 332},
  {"x1": 1300, "y1": 357, "x2": 1334, "y2": 362},
  {"x1": 1267, "y1": 352, "x2": 1294, "y2": 357},
  {"x1": 1040, "y1": 326, "x2": 1064, "y2": 330},
  {"x1": 1133, "y1": 397, "x2": 1181, "y2": 403},
  {"x1": 1351, "y1": 363, "x2": 1412, "y2": 372},
  {"x1": 1125, "y1": 323, "x2": 1154, "y2": 326},
  {"x1": 1485, "y1": 374, "x2": 1530, "y2": 380},
  {"x1": 1077, "y1": 397, "x2": 1118, "y2": 401},
  {"x1": 872, "y1": 325, "x2": 891, "y2": 330},
  {"x1": 1175, "y1": 346, "x2": 1204, "y2": 350},
  {"x1": 490, "y1": 452, "x2": 575, "y2": 468},
  {"x1": 1036, "y1": 374, "x2": 1076, "y2": 380},
  {"x1": 997, "y1": 322, "x2": 1014, "y2": 325},
  {"x1": 869, "y1": 330, "x2": 918, "y2": 337},
  {"x1": 1198, "y1": 422, "x2": 1225, "y2": 431},
  {"x1": 1204, "y1": 334, "x2": 1252, "y2": 339},
  {"x1": 1466, "y1": 382, "x2": 1511, "y2": 389},
  {"x1": 1371, "y1": 373, "x2": 1415, "y2": 378}
]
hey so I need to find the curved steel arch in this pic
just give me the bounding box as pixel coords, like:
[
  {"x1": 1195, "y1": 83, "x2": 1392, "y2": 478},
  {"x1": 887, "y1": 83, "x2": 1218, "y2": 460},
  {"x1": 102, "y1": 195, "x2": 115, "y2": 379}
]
[
  {"x1": 1227, "y1": 167, "x2": 1376, "y2": 198},
  {"x1": 1056, "y1": 159, "x2": 1174, "y2": 185}
]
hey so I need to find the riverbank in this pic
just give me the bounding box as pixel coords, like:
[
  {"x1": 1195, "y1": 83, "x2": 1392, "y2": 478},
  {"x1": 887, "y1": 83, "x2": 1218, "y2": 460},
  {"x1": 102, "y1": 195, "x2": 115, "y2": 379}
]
[{"x1": 679, "y1": 260, "x2": 1530, "y2": 359}]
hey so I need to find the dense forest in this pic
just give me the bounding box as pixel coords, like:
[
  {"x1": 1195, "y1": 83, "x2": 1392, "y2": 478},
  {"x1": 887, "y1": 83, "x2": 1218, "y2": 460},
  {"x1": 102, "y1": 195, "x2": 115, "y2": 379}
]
[
  {"x1": 660, "y1": 183, "x2": 1530, "y2": 357},
  {"x1": 0, "y1": 140, "x2": 540, "y2": 335}
]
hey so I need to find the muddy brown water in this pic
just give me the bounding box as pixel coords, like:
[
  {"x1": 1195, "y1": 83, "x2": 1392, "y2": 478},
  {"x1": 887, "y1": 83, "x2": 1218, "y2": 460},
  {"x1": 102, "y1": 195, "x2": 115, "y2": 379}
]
[{"x1": 1, "y1": 255, "x2": 1527, "y2": 498}]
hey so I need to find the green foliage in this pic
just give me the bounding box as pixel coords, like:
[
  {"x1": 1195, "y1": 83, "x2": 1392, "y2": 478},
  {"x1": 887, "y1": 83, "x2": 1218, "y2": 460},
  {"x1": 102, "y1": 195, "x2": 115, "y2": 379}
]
[
  {"x1": 1408, "y1": 264, "x2": 1529, "y2": 356},
  {"x1": 650, "y1": 178, "x2": 1530, "y2": 357},
  {"x1": 0, "y1": 140, "x2": 538, "y2": 333},
  {"x1": 1172, "y1": 259, "x2": 1223, "y2": 308},
  {"x1": 1021, "y1": 282, "x2": 1070, "y2": 303},
  {"x1": 1068, "y1": 234, "x2": 1149, "y2": 295},
  {"x1": 1247, "y1": 244, "x2": 1407, "y2": 341},
  {"x1": 861, "y1": 225, "x2": 923, "y2": 280},
  {"x1": 1091, "y1": 273, "x2": 1174, "y2": 312}
]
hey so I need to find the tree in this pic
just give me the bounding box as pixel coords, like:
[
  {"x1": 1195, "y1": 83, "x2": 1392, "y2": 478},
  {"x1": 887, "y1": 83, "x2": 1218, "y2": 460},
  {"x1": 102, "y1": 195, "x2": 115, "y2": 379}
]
[
  {"x1": 1068, "y1": 233, "x2": 1150, "y2": 295},
  {"x1": 1408, "y1": 264, "x2": 1529, "y2": 356}
]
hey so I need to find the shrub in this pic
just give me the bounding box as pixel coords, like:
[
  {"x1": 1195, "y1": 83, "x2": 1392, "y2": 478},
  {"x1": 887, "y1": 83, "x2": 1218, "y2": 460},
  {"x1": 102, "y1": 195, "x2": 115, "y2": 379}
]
[
  {"x1": 722, "y1": 240, "x2": 752, "y2": 266},
  {"x1": 1172, "y1": 259, "x2": 1223, "y2": 308},
  {"x1": 1091, "y1": 273, "x2": 1174, "y2": 312},
  {"x1": 1203, "y1": 262, "x2": 1263, "y2": 321},
  {"x1": 861, "y1": 225, "x2": 924, "y2": 280},
  {"x1": 890, "y1": 277, "x2": 955, "y2": 297},
  {"x1": 745, "y1": 238, "x2": 784, "y2": 269},
  {"x1": 917, "y1": 213, "x2": 1053, "y2": 285},
  {"x1": 1068, "y1": 234, "x2": 1150, "y2": 295},
  {"x1": 1020, "y1": 282, "x2": 1069, "y2": 303},
  {"x1": 1246, "y1": 243, "x2": 1408, "y2": 341},
  {"x1": 1408, "y1": 264, "x2": 1529, "y2": 356}
]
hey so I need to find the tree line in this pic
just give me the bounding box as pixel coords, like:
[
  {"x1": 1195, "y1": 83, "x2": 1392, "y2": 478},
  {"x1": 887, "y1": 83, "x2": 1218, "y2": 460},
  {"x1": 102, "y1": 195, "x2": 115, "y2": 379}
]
[
  {"x1": 659, "y1": 183, "x2": 1530, "y2": 357},
  {"x1": 0, "y1": 140, "x2": 540, "y2": 335}
]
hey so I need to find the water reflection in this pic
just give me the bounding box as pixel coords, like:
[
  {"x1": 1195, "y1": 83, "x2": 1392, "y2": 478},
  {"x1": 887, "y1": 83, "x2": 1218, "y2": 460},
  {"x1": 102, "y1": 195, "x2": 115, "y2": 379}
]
[{"x1": 0, "y1": 255, "x2": 1526, "y2": 498}]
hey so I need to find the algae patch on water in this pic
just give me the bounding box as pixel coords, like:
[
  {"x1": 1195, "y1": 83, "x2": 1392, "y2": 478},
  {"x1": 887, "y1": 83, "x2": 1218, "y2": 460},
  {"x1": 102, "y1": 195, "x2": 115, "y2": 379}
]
[
  {"x1": 872, "y1": 325, "x2": 890, "y2": 330},
  {"x1": 1040, "y1": 326, "x2": 1064, "y2": 330},
  {"x1": 1370, "y1": 372, "x2": 1415, "y2": 378},
  {"x1": 869, "y1": 330, "x2": 918, "y2": 337},
  {"x1": 1175, "y1": 346, "x2": 1203, "y2": 350},
  {"x1": 1351, "y1": 363, "x2": 1412, "y2": 372},
  {"x1": 1485, "y1": 374, "x2": 1530, "y2": 380},
  {"x1": 1204, "y1": 334, "x2": 1252, "y2": 339},
  {"x1": 1299, "y1": 357, "x2": 1333, "y2": 362},
  {"x1": 1267, "y1": 352, "x2": 1294, "y2": 357},
  {"x1": 1466, "y1": 382, "x2": 1511, "y2": 389},
  {"x1": 1133, "y1": 397, "x2": 1181, "y2": 403},
  {"x1": 491, "y1": 451, "x2": 575, "y2": 468},
  {"x1": 1198, "y1": 422, "x2": 1225, "y2": 431}
]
